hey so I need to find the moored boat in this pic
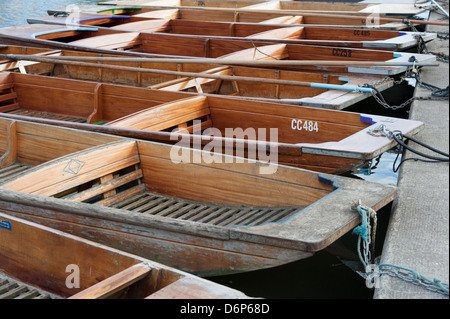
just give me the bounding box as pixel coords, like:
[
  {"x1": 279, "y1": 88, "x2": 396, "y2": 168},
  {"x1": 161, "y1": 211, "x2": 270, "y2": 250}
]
[
  {"x1": 0, "y1": 137, "x2": 398, "y2": 276},
  {"x1": 0, "y1": 44, "x2": 396, "y2": 109},
  {"x1": 0, "y1": 72, "x2": 424, "y2": 173},
  {"x1": 101, "y1": 0, "x2": 427, "y2": 17},
  {"x1": 0, "y1": 211, "x2": 250, "y2": 298},
  {"x1": 0, "y1": 23, "x2": 436, "y2": 75},
  {"x1": 47, "y1": 1, "x2": 428, "y2": 29},
  {"x1": 26, "y1": 13, "x2": 436, "y2": 51}
]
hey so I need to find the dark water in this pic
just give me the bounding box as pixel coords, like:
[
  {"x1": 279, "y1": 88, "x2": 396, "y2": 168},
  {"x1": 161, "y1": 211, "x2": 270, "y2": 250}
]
[{"x1": 0, "y1": 0, "x2": 413, "y2": 299}]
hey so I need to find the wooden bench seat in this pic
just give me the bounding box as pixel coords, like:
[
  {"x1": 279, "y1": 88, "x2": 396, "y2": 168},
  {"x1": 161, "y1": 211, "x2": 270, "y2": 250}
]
[
  {"x1": 0, "y1": 81, "x2": 19, "y2": 113},
  {"x1": 106, "y1": 96, "x2": 212, "y2": 133},
  {"x1": 3, "y1": 141, "x2": 143, "y2": 207}
]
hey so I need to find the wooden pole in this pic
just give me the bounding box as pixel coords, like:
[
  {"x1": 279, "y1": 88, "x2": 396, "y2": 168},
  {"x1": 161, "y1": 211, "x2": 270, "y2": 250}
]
[
  {"x1": 0, "y1": 53, "x2": 437, "y2": 93},
  {"x1": 0, "y1": 113, "x2": 301, "y2": 156},
  {"x1": 0, "y1": 53, "x2": 439, "y2": 67}
]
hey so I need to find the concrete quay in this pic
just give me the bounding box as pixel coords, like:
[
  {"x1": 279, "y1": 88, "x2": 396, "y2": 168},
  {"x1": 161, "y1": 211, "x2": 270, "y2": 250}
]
[{"x1": 374, "y1": 4, "x2": 449, "y2": 299}]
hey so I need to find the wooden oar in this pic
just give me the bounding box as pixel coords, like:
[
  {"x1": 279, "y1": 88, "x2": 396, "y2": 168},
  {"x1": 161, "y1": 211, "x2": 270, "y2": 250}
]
[
  {"x1": 0, "y1": 53, "x2": 439, "y2": 67},
  {"x1": 0, "y1": 53, "x2": 379, "y2": 93}
]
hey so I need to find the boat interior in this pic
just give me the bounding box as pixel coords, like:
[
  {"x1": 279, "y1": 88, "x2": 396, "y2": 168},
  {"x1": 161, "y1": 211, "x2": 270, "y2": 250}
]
[
  {"x1": 1, "y1": 139, "x2": 336, "y2": 227},
  {"x1": 0, "y1": 72, "x2": 371, "y2": 145},
  {"x1": 0, "y1": 211, "x2": 220, "y2": 299}
]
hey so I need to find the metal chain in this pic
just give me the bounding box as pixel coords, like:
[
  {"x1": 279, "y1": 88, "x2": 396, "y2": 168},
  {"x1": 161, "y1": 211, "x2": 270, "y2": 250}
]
[
  {"x1": 363, "y1": 65, "x2": 449, "y2": 110},
  {"x1": 367, "y1": 124, "x2": 394, "y2": 138},
  {"x1": 352, "y1": 203, "x2": 449, "y2": 296},
  {"x1": 415, "y1": 34, "x2": 449, "y2": 63},
  {"x1": 371, "y1": 92, "x2": 417, "y2": 110},
  {"x1": 378, "y1": 264, "x2": 450, "y2": 295}
]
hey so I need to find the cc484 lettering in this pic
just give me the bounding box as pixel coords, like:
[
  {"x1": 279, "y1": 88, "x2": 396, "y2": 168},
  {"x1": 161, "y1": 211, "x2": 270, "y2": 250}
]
[{"x1": 291, "y1": 119, "x2": 319, "y2": 132}]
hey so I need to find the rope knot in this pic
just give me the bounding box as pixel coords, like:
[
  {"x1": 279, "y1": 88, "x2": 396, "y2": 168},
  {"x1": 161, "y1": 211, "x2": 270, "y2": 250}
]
[{"x1": 352, "y1": 225, "x2": 368, "y2": 240}]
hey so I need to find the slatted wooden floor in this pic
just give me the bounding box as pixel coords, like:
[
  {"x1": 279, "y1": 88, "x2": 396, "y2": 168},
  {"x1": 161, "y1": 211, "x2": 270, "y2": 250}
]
[
  {"x1": 0, "y1": 275, "x2": 54, "y2": 299},
  {"x1": 109, "y1": 191, "x2": 304, "y2": 227},
  {"x1": 5, "y1": 109, "x2": 86, "y2": 123},
  {"x1": 0, "y1": 163, "x2": 33, "y2": 184}
]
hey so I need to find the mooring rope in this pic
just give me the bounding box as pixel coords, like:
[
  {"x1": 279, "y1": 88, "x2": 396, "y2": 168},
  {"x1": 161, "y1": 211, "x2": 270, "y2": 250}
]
[{"x1": 367, "y1": 124, "x2": 449, "y2": 172}]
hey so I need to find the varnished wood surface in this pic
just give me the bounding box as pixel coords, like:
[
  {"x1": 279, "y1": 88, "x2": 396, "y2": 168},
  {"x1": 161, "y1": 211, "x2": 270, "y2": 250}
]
[
  {"x1": 0, "y1": 211, "x2": 249, "y2": 297},
  {"x1": 0, "y1": 71, "x2": 424, "y2": 173},
  {"x1": 0, "y1": 24, "x2": 437, "y2": 78},
  {"x1": 0, "y1": 136, "x2": 398, "y2": 275},
  {"x1": 48, "y1": 1, "x2": 426, "y2": 27},
  {"x1": 26, "y1": 13, "x2": 434, "y2": 50}
]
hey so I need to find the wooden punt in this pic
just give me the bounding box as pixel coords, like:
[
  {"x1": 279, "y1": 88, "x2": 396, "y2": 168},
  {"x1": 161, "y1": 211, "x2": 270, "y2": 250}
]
[
  {"x1": 0, "y1": 211, "x2": 249, "y2": 298},
  {"x1": 26, "y1": 13, "x2": 436, "y2": 51},
  {"x1": 0, "y1": 72, "x2": 424, "y2": 174},
  {"x1": 0, "y1": 24, "x2": 436, "y2": 75},
  {"x1": 47, "y1": 2, "x2": 426, "y2": 29},
  {"x1": 0, "y1": 137, "x2": 398, "y2": 276},
  {"x1": 0, "y1": 45, "x2": 396, "y2": 109},
  {"x1": 101, "y1": 0, "x2": 427, "y2": 16}
]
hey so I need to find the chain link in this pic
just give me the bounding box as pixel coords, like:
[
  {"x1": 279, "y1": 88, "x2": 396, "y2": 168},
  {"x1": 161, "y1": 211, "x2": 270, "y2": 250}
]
[
  {"x1": 352, "y1": 203, "x2": 449, "y2": 296},
  {"x1": 378, "y1": 264, "x2": 450, "y2": 295},
  {"x1": 363, "y1": 65, "x2": 449, "y2": 110}
]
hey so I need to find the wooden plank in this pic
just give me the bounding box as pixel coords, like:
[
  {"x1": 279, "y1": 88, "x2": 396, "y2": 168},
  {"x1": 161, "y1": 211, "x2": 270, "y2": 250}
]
[
  {"x1": 111, "y1": 19, "x2": 171, "y2": 32},
  {"x1": 0, "y1": 121, "x2": 17, "y2": 168},
  {"x1": 260, "y1": 15, "x2": 303, "y2": 24},
  {"x1": 70, "y1": 32, "x2": 141, "y2": 50},
  {"x1": 106, "y1": 96, "x2": 209, "y2": 130},
  {"x1": 2, "y1": 140, "x2": 139, "y2": 195},
  {"x1": 65, "y1": 169, "x2": 143, "y2": 202},
  {"x1": 95, "y1": 184, "x2": 146, "y2": 206},
  {"x1": 247, "y1": 26, "x2": 304, "y2": 40},
  {"x1": 0, "y1": 103, "x2": 19, "y2": 113},
  {"x1": 69, "y1": 263, "x2": 151, "y2": 299},
  {"x1": 14, "y1": 120, "x2": 119, "y2": 166},
  {"x1": 0, "y1": 92, "x2": 17, "y2": 103},
  {"x1": 138, "y1": 153, "x2": 330, "y2": 207},
  {"x1": 133, "y1": 9, "x2": 180, "y2": 19},
  {"x1": 86, "y1": 83, "x2": 103, "y2": 124},
  {"x1": 219, "y1": 43, "x2": 288, "y2": 61}
]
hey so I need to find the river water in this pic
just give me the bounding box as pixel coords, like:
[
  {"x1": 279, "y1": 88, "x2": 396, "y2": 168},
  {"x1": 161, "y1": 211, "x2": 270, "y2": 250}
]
[
  {"x1": 0, "y1": 0, "x2": 407, "y2": 299},
  {"x1": 0, "y1": 0, "x2": 104, "y2": 28}
]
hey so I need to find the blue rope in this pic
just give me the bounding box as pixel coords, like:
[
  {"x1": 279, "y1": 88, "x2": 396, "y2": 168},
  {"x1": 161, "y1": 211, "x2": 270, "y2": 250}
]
[{"x1": 352, "y1": 206, "x2": 369, "y2": 240}]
